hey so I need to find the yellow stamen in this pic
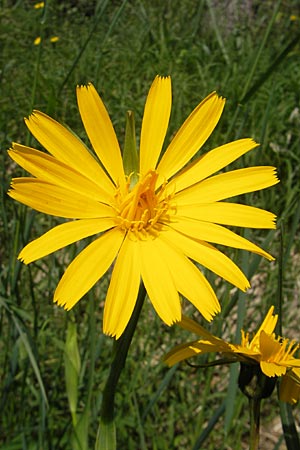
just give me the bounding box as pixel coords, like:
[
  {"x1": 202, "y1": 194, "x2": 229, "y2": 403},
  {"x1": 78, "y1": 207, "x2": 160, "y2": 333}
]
[{"x1": 114, "y1": 170, "x2": 173, "y2": 238}]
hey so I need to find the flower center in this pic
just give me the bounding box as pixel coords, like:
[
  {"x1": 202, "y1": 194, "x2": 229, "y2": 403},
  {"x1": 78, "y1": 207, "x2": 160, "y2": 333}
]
[{"x1": 114, "y1": 170, "x2": 172, "y2": 238}]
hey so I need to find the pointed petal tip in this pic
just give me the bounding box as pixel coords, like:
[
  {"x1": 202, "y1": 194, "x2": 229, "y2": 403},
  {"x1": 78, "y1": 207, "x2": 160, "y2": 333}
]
[
  {"x1": 103, "y1": 325, "x2": 124, "y2": 340},
  {"x1": 270, "y1": 167, "x2": 280, "y2": 183},
  {"x1": 170, "y1": 314, "x2": 182, "y2": 327},
  {"x1": 155, "y1": 74, "x2": 171, "y2": 81},
  {"x1": 160, "y1": 312, "x2": 182, "y2": 328},
  {"x1": 239, "y1": 280, "x2": 251, "y2": 293},
  {"x1": 204, "y1": 304, "x2": 221, "y2": 323},
  {"x1": 76, "y1": 82, "x2": 94, "y2": 92},
  {"x1": 54, "y1": 296, "x2": 70, "y2": 311},
  {"x1": 211, "y1": 90, "x2": 226, "y2": 103},
  {"x1": 26, "y1": 110, "x2": 40, "y2": 121},
  {"x1": 244, "y1": 280, "x2": 251, "y2": 291},
  {"x1": 17, "y1": 254, "x2": 27, "y2": 264}
]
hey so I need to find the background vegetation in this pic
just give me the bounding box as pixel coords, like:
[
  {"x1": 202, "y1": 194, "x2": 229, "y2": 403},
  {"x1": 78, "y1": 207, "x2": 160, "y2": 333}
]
[{"x1": 1, "y1": 0, "x2": 300, "y2": 449}]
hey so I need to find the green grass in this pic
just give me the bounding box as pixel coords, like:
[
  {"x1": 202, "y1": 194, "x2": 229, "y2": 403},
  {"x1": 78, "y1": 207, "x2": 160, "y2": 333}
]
[{"x1": 1, "y1": 0, "x2": 300, "y2": 449}]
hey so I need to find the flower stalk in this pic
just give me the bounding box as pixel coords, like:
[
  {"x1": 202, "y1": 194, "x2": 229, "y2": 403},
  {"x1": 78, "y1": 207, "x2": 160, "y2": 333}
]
[
  {"x1": 96, "y1": 283, "x2": 146, "y2": 449},
  {"x1": 249, "y1": 397, "x2": 260, "y2": 450},
  {"x1": 238, "y1": 362, "x2": 277, "y2": 450}
]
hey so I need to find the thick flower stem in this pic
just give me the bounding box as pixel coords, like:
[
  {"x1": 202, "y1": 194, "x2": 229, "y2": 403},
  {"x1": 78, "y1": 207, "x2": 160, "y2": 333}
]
[
  {"x1": 238, "y1": 363, "x2": 277, "y2": 450},
  {"x1": 96, "y1": 282, "x2": 146, "y2": 449},
  {"x1": 249, "y1": 397, "x2": 261, "y2": 450}
]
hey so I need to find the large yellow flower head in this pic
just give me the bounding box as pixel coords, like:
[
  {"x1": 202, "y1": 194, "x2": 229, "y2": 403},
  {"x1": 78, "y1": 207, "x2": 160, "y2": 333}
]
[
  {"x1": 164, "y1": 306, "x2": 300, "y2": 403},
  {"x1": 8, "y1": 76, "x2": 278, "y2": 338}
]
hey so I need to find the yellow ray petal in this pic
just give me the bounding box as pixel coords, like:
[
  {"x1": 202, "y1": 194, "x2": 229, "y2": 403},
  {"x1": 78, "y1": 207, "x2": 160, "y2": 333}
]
[
  {"x1": 138, "y1": 238, "x2": 181, "y2": 326},
  {"x1": 291, "y1": 368, "x2": 300, "y2": 383},
  {"x1": 279, "y1": 373, "x2": 300, "y2": 404},
  {"x1": 231, "y1": 344, "x2": 260, "y2": 358},
  {"x1": 179, "y1": 317, "x2": 235, "y2": 351},
  {"x1": 104, "y1": 236, "x2": 141, "y2": 339},
  {"x1": 139, "y1": 76, "x2": 171, "y2": 175},
  {"x1": 260, "y1": 361, "x2": 286, "y2": 377},
  {"x1": 18, "y1": 218, "x2": 116, "y2": 264},
  {"x1": 164, "y1": 342, "x2": 203, "y2": 366},
  {"x1": 163, "y1": 227, "x2": 250, "y2": 290},
  {"x1": 169, "y1": 217, "x2": 274, "y2": 260},
  {"x1": 166, "y1": 138, "x2": 259, "y2": 194},
  {"x1": 158, "y1": 234, "x2": 220, "y2": 320},
  {"x1": 250, "y1": 306, "x2": 277, "y2": 347},
  {"x1": 191, "y1": 341, "x2": 232, "y2": 353},
  {"x1": 284, "y1": 360, "x2": 300, "y2": 368},
  {"x1": 54, "y1": 228, "x2": 125, "y2": 310},
  {"x1": 259, "y1": 331, "x2": 281, "y2": 360},
  {"x1": 25, "y1": 110, "x2": 114, "y2": 194},
  {"x1": 165, "y1": 337, "x2": 232, "y2": 366},
  {"x1": 175, "y1": 203, "x2": 276, "y2": 229},
  {"x1": 179, "y1": 316, "x2": 218, "y2": 339},
  {"x1": 76, "y1": 83, "x2": 125, "y2": 188},
  {"x1": 9, "y1": 178, "x2": 114, "y2": 219},
  {"x1": 157, "y1": 92, "x2": 225, "y2": 185},
  {"x1": 175, "y1": 166, "x2": 279, "y2": 203},
  {"x1": 9, "y1": 144, "x2": 113, "y2": 204}
]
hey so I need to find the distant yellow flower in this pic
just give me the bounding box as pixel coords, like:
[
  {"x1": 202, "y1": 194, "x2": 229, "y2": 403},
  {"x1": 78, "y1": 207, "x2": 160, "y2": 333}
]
[
  {"x1": 164, "y1": 306, "x2": 300, "y2": 403},
  {"x1": 290, "y1": 14, "x2": 298, "y2": 21},
  {"x1": 33, "y1": 36, "x2": 41, "y2": 46},
  {"x1": 50, "y1": 36, "x2": 59, "y2": 43},
  {"x1": 34, "y1": 2, "x2": 44, "y2": 8},
  {"x1": 8, "y1": 76, "x2": 278, "y2": 338}
]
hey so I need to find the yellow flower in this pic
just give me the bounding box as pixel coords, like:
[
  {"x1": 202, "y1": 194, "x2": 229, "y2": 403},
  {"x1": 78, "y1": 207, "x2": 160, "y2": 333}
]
[
  {"x1": 33, "y1": 36, "x2": 41, "y2": 46},
  {"x1": 34, "y1": 2, "x2": 45, "y2": 9},
  {"x1": 50, "y1": 36, "x2": 59, "y2": 43},
  {"x1": 8, "y1": 76, "x2": 278, "y2": 338},
  {"x1": 164, "y1": 306, "x2": 300, "y2": 403}
]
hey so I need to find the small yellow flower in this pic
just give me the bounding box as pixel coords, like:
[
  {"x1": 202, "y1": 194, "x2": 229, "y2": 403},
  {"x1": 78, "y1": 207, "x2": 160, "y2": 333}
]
[
  {"x1": 164, "y1": 306, "x2": 300, "y2": 403},
  {"x1": 34, "y1": 2, "x2": 45, "y2": 9},
  {"x1": 50, "y1": 36, "x2": 59, "y2": 43},
  {"x1": 33, "y1": 36, "x2": 41, "y2": 46},
  {"x1": 290, "y1": 14, "x2": 298, "y2": 21},
  {"x1": 8, "y1": 76, "x2": 278, "y2": 338}
]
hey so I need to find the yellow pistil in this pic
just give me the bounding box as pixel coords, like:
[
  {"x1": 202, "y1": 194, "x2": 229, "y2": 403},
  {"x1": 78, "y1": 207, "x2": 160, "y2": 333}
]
[{"x1": 114, "y1": 170, "x2": 172, "y2": 238}]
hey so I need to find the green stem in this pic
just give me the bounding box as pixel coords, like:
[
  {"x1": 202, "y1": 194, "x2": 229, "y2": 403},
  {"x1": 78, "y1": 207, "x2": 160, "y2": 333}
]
[
  {"x1": 249, "y1": 398, "x2": 261, "y2": 450},
  {"x1": 279, "y1": 400, "x2": 300, "y2": 450},
  {"x1": 95, "y1": 283, "x2": 146, "y2": 449}
]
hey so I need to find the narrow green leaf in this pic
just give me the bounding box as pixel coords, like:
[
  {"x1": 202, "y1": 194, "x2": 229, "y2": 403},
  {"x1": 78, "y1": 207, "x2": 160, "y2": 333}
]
[
  {"x1": 95, "y1": 418, "x2": 116, "y2": 450},
  {"x1": 241, "y1": 32, "x2": 300, "y2": 103},
  {"x1": 240, "y1": 0, "x2": 282, "y2": 101},
  {"x1": 142, "y1": 365, "x2": 177, "y2": 421},
  {"x1": 64, "y1": 321, "x2": 81, "y2": 425},
  {"x1": 206, "y1": 0, "x2": 230, "y2": 65},
  {"x1": 9, "y1": 310, "x2": 48, "y2": 408},
  {"x1": 72, "y1": 407, "x2": 90, "y2": 450},
  {"x1": 123, "y1": 110, "x2": 138, "y2": 179},
  {"x1": 279, "y1": 401, "x2": 300, "y2": 450},
  {"x1": 192, "y1": 402, "x2": 225, "y2": 450}
]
